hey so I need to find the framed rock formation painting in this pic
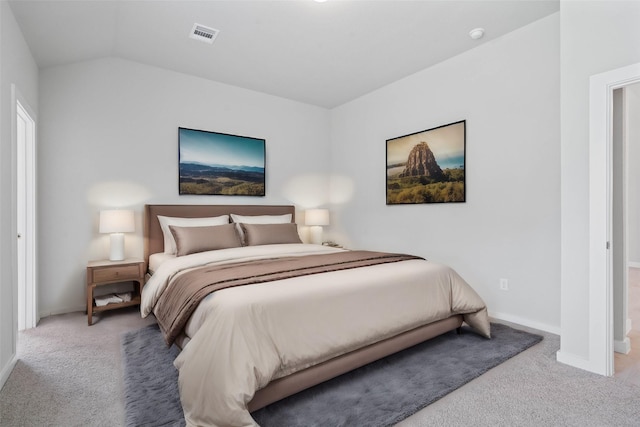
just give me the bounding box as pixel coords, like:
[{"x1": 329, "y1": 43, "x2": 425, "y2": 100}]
[
  {"x1": 178, "y1": 127, "x2": 265, "y2": 196},
  {"x1": 386, "y1": 120, "x2": 465, "y2": 205}
]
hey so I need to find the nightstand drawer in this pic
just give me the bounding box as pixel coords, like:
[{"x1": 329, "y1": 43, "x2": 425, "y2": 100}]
[{"x1": 92, "y1": 265, "x2": 140, "y2": 282}]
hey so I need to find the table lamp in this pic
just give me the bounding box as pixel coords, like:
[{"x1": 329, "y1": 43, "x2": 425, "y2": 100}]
[
  {"x1": 305, "y1": 209, "x2": 329, "y2": 245},
  {"x1": 99, "y1": 209, "x2": 135, "y2": 261}
]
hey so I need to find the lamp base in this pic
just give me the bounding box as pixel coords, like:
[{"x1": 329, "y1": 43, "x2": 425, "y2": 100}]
[
  {"x1": 309, "y1": 226, "x2": 323, "y2": 245},
  {"x1": 109, "y1": 233, "x2": 125, "y2": 261}
]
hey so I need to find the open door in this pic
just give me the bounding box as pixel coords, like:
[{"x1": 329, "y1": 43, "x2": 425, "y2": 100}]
[{"x1": 15, "y1": 92, "x2": 37, "y2": 331}]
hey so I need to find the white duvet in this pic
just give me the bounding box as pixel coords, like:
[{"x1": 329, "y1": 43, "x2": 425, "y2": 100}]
[{"x1": 141, "y1": 244, "x2": 490, "y2": 427}]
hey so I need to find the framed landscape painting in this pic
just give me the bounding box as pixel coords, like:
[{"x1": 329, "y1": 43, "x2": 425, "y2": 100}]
[
  {"x1": 178, "y1": 127, "x2": 265, "y2": 196},
  {"x1": 386, "y1": 120, "x2": 465, "y2": 205}
]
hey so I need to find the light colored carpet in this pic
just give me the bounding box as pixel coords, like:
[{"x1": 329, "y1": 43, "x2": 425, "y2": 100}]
[
  {"x1": 1, "y1": 308, "x2": 639, "y2": 426},
  {"x1": 398, "y1": 328, "x2": 640, "y2": 427},
  {"x1": 0, "y1": 307, "x2": 155, "y2": 427}
]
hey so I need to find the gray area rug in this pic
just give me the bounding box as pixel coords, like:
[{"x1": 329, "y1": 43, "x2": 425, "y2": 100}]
[
  {"x1": 121, "y1": 322, "x2": 542, "y2": 427},
  {"x1": 121, "y1": 324, "x2": 182, "y2": 427}
]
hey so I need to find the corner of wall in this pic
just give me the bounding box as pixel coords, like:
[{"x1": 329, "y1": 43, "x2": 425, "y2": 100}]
[{"x1": 0, "y1": 354, "x2": 17, "y2": 392}]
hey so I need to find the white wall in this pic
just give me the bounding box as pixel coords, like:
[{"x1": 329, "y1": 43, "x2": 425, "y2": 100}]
[
  {"x1": 330, "y1": 14, "x2": 560, "y2": 332},
  {"x1": 559, "y1": 0, "x2": 640, "y2": 364},
  {"x1": 38, "y1": 57, "x2": 330, "y2": 315},
  {"x1": 0, "y1": 0, "x2": 38, "y2": 388}
]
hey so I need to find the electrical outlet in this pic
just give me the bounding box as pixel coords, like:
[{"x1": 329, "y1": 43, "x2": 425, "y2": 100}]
[{"x1": 499, "y1": 278, "x2": 509, "y2": 291}]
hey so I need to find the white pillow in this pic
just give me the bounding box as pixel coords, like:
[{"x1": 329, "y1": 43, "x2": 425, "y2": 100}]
[
  {"x1": 157, "y1": 215, "x2": 229, "y2": 254},
  {"x1": 230, "y1": 213, "x2": 292, "y2": 245},
  {"x1": 229, "y1": 213, "x2": 292, "y2": 224}
]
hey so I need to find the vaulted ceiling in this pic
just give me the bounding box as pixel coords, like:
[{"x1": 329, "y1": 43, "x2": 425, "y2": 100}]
[{"x1": 8, "y1": 0, "x2": 559, "y2": 108}]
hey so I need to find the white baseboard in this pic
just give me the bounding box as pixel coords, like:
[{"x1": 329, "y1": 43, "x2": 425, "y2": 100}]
[
  {"x1": 627, "y1": 261, "x2": 640, "y2": 269},
  {"x1": 39, "y1": 304, "x2": 85, "y2": 319},
  {"x1": 555, "y1": 350, "x2": 605, "y2": 374},
  {"x1": 489, "y1": 311, "x2": 560, "y2": 335},
  {"x1": 614, "y1": 338, "x2": 631, "y2": 354},
  {"x1": 0, "y1": 354, "x2": 17, "y2": 391}
]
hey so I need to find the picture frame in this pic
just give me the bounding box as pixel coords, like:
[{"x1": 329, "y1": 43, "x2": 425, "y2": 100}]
[
  {"x1": 178, "y1": 127, "x2": 265, "y2": 196},
  {"x1": 386, "y1": 120, "x2": 465, "y2": 205}
]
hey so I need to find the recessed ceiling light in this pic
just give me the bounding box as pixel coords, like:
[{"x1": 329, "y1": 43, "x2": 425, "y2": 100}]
[
  {"x1": 314, "y1": 0, "x2": 328, "y2": 3},
  {"x1": 469, "y1": 28, "x2": 485, "y2": 40}
]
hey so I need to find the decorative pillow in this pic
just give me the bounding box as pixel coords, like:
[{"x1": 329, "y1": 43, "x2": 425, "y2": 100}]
[
  {"x1": 158, "y1": 215, "x2": 229, "y2": 254},
  {"x1": 169, "y1": 224, "x2": 242, "y2": 256},
  {"x1": 240, "y1": 223, "x2": 302, "y2": 246},
  {"x1": 230, "y1": 213, "x2": 292, "y2": 245}
]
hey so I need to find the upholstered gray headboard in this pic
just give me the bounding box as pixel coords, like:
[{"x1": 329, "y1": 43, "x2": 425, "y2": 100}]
[{"x1": 143, "y1": 204, "x2": 296, "y2": 267}]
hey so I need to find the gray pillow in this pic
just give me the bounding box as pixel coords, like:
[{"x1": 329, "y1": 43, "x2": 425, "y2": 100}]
[
  {"x1": 169, "y1": 223, "x2": 242, "y2": 256},
  {"x1": 240, "y1": 223, "x2": 302, "y2": 246}
]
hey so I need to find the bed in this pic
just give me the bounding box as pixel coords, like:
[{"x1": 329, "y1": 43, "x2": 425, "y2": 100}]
[{"x1": 140, "y1": 204, "x2": 490, "y2": 427}]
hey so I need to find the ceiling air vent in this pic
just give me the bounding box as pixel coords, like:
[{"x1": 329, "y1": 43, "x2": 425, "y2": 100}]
[{"x1": 189, "y1": 23, "x2": 219, "y2": 44}]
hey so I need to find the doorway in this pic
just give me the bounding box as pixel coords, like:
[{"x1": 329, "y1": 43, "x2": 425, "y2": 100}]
[
  {"x1": 588, "y1": 62, "x2": 640, "y2": 376},
  {"x1": 613, "y1": 82, "x2": 640, "y2": 376},
  {"x1": 612, "y1": 83, "x2": 640, "y2": 356},
  {"x1": 15, "y1": 88, "x2": 37, "y2": 331}
]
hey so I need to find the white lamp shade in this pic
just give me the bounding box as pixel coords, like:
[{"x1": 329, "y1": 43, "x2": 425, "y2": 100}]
[
  {"x1": 305, "y1": 209, "x2": 329, "y2": 226},
  {"x1": 99, "y1": 210, "x2": 135, "y2": 234}
]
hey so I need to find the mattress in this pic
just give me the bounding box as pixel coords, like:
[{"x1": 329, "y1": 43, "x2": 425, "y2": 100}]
[{"x1": 148, "y1": 252, "x2": 176, "y2": 275}]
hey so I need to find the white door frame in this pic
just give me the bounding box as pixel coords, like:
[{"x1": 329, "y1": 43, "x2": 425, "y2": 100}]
[
  {"x1": 12, "y1": 85, "x2": 37, "y2": 331},
  {"x1": 589, "y1": 62, "x2": 640, "y2": 376}
]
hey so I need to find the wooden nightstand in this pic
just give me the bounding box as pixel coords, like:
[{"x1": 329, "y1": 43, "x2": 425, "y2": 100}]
[{"x1": 86, "y1": 258, "x2": 145, "y2": 326}]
